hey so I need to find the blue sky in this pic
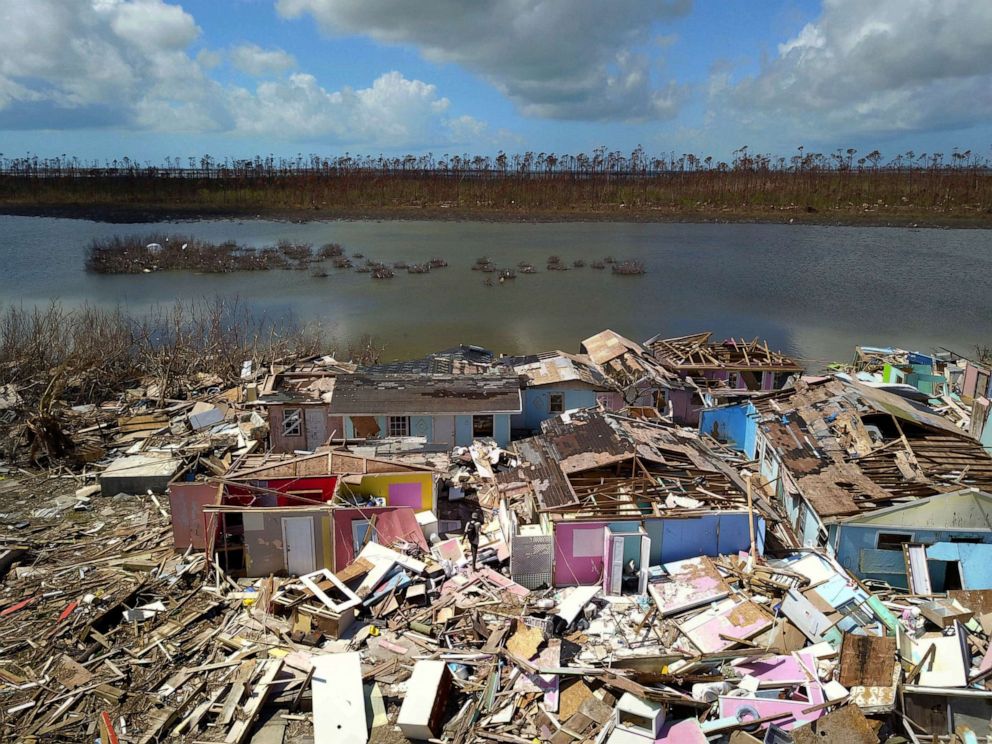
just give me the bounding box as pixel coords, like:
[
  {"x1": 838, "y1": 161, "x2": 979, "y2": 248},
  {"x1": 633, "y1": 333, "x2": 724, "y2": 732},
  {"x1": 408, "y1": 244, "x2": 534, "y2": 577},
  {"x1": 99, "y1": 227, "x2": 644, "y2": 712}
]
[{"x1": 1, "y1": 0, "x2": 990, "y2": 164}]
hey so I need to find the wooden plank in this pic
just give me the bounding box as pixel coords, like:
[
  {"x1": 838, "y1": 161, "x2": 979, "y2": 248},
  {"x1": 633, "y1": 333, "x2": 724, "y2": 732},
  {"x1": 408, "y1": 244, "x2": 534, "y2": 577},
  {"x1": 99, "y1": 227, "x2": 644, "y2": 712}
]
[{"x1": 224, "y1": 659, "x2": 283, "y2": 744}]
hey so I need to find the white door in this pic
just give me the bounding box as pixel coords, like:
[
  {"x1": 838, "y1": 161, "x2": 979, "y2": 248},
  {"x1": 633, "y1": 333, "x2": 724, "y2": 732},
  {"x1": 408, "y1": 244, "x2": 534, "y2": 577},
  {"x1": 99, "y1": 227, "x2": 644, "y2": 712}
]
[
  {"x1": 433, "y1": 416, "x2": 455, "y2": 447},
  {"x1": 606, "y1": 534, "x2": 625, "y2": 595},
  {"x1": 282, "y1": 517, "x2": 316, "y2": 576},
  {"x1": 304, "y1": 408, "x2": 328, "y2": 450},
  {"x1": 638, "y1": 534, "x2": 652, "y2": 595}
]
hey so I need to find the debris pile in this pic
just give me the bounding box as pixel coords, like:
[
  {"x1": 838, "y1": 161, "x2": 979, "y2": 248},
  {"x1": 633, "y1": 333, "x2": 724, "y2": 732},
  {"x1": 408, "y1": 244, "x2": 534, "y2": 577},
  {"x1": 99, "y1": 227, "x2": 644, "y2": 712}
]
[{"x1": 1, "y1": 329, "x2": 991, "y2": 742}]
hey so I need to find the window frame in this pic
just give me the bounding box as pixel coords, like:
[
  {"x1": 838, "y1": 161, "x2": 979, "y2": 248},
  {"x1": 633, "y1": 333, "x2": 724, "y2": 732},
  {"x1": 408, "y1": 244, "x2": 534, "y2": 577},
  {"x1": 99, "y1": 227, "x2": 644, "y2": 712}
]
[
  {"x1": 387, "y1": 415, "x2": 410, "y2": 437},
  {"x1": 282, "y1": 407, "x2": 302, "y2": 437},
  {"x1": 876, "y1": 531, "x2": 915, "y2": 551},
  {"x1": 472, "y1": 414, "x2": 495, "y2": 438},
  {"x1": 548, "y1": 392, "x2": 565, "y2": 413}
]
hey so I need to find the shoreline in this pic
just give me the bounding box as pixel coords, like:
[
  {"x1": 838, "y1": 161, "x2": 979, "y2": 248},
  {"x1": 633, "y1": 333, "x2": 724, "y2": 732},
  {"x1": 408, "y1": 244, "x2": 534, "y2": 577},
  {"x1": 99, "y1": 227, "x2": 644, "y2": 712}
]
[{"x1": 2, "y1": 202, "x2": 992, "y2": 228}]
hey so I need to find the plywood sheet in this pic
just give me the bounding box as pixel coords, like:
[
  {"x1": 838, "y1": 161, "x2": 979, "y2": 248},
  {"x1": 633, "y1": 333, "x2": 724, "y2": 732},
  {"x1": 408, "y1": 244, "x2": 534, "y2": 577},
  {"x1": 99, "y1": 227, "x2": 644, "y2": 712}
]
[
  {"x1": 839, "y1": 634, "x2": 896, "y2": 687},
  {"x1": 678, "y1": 599, "x2": 774, "y2": 654}
]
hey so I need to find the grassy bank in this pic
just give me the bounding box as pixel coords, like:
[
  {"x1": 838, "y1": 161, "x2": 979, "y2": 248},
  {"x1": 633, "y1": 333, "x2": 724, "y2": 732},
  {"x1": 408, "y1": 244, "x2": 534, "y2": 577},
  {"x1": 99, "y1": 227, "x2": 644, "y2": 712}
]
[{"x1": 2, "y1": 150, "x2": 991, "y2": 226}]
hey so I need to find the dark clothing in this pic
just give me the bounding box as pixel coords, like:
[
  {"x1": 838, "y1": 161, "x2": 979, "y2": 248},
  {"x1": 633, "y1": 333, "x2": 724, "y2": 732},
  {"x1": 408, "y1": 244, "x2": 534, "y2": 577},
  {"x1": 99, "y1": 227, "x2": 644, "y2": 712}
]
[
  {"x1": 464, "y1": 520, "x2": 481, "y2": 545},
  {"x1": 465, "y1": 519, "x2": 482, "y2": 568}
]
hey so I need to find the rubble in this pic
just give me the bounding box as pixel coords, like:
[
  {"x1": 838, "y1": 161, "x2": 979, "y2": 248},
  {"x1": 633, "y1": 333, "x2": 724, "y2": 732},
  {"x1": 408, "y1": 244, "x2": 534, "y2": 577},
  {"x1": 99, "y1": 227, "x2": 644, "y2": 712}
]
[{"x1": 2, "y1": 332, "x2": 992, "y2": 742}]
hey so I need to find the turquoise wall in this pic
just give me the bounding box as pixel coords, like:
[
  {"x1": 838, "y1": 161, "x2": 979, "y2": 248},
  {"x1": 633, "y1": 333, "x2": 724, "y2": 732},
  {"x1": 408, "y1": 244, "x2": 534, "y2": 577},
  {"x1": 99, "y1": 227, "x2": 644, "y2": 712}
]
[
  {"x1": 494, "y1": 414, "x2": 511, "y2": 446},
  {"x1": 409, "y1": 415, "x2": 433, "y2": 440},
  {"x1": 455, "y1": 415, "x2": 473, "y2": 445}
]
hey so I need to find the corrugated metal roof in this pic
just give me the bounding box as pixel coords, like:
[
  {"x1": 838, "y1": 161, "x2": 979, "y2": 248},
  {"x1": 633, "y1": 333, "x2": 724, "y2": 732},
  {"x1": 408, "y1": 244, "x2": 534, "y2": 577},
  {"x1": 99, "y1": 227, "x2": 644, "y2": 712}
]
[
  {"x1": 507, "y1": 351, "x2": 606, "y2": 388},
  {"x1": 580, "y1": 329, "x2": 643, "y2": 365}
]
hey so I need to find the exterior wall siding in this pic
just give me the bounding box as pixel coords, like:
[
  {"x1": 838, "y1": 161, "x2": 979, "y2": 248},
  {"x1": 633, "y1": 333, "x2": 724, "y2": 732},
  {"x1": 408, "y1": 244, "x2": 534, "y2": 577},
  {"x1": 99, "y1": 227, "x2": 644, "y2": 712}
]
[
  {"x1": 553, "y1": 513, "x2": 764, "y2": 586},
  {"x1": 835, "y1": 523, "x2": 992, "y2": 590},
  {"x1": 514, "y1": 388, "x2": 599, "y2": 431}
]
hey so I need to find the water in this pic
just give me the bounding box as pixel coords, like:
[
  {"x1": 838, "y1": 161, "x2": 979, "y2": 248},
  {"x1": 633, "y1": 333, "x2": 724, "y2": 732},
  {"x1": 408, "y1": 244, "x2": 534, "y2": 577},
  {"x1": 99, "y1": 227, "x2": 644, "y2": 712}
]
[{"x1": 2, "y1": 215, "x2": 991, "y2": 368}]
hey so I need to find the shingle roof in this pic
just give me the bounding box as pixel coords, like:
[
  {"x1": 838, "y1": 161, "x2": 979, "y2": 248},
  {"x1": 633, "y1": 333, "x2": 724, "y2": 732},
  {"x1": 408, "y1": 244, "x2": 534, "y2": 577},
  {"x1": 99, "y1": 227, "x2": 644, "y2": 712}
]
[{"x1": 327, "y1": 373, "x2": 522, "y2": 415}]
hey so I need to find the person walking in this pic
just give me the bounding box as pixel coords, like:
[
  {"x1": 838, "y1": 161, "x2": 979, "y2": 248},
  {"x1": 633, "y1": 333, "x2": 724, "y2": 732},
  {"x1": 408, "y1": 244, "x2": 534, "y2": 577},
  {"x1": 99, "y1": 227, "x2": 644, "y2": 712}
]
[{"x1": 465, "y1": 511, "x2": 483, "y2": 570}]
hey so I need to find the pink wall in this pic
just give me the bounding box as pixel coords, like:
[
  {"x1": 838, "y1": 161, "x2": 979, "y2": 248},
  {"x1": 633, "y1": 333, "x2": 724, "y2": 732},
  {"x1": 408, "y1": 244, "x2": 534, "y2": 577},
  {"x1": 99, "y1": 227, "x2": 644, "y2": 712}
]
[
  {"x1": 553, "y1": 522, "x2": 607, "y2": 586},
  {"x1": 331, "y1": 506, "x2": 426, "y2": 570},
  {"x1": 964, "y1": 362, "x2": 991, "y2": 400},
  {"x1": 168, "y1": 481, "x2": 221, "y2": 549}
]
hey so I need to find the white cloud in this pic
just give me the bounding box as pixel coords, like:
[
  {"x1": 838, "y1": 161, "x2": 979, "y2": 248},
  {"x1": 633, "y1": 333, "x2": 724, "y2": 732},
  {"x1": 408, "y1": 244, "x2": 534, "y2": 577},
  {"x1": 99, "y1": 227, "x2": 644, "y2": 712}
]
[
  {"x1": 229, "y1": 71, "x2": 461, "y2": 146},
  {"x1": 276, "y1": 0, "x2": 691, "y2": 121},
  {"x1": 0, "y1": 0, "x2": 489, "y2": 147},
  {"x1": 230, "y1": 44, "x2": 296, "y2": 76},
  {"x1": 722, "y1": 0, "x2": 992, "y2": 136}
]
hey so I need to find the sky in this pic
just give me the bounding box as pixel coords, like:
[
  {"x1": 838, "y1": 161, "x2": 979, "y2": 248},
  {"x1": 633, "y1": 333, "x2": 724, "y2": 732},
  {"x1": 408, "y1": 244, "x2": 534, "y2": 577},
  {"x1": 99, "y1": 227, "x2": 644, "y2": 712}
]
[{"x1": 1, "y1": 0, "x2": 991, "y2": 164}]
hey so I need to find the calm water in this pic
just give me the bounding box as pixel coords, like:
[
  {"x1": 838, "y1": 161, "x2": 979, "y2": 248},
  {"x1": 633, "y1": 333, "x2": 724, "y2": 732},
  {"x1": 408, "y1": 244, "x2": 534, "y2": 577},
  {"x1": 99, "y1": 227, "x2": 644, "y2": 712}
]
[{"x1": 1, "y1": 215, "x2": 991, "y2": 368}]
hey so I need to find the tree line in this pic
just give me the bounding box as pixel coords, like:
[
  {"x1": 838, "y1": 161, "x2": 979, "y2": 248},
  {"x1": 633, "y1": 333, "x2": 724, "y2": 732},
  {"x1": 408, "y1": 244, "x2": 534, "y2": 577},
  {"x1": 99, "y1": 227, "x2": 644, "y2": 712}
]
[{"x1": 1, "y1": 146, "x2": 989, "y2": 216}]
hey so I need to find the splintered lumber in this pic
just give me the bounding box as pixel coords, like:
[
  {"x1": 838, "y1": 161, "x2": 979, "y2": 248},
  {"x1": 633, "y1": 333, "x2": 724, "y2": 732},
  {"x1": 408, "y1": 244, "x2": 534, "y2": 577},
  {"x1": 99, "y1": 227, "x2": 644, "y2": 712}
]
[{"x1": 224, "y1": 659, "x2": 284, "y2": 744}]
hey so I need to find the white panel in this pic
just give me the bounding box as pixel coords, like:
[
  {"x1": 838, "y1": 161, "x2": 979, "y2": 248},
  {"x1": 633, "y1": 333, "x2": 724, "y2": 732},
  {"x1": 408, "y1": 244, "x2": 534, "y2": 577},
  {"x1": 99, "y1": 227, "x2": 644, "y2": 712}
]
[
  {"x1": 397, "y1": 660, "x2": 447, "y2": 740},
  {"x1": 312, "y1": 652, "x2": 367, "y2": 743},
  {"x1": 639, "y1": 535, "x2": 651, "y2": 595},
  {"x1": 572, "y1": 527, "x2": 603, "y2": 558}
]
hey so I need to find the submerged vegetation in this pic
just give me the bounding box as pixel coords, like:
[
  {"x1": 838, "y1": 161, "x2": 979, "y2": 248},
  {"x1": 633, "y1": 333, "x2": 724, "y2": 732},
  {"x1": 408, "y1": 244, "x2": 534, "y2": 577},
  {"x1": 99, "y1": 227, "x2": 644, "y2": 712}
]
[
  {"x1": 2, "y1": 147, "x2": 991, "y2": 224},
  {"x1": 85, "y1": 234, "x2": 315, "y2": 273},
  {"x1": 85, "y1": 234, "x2": 647, "y2": 286}
]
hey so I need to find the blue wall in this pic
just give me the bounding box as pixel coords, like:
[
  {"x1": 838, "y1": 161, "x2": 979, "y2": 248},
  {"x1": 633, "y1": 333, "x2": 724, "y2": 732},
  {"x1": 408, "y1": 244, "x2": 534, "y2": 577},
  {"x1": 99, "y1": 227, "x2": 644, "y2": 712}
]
[
  {"x1": 341, "y1": 413, "x2": 511, "y2": 447},
  {"x1": 455, "y1": 414, "x2": 512, "y2": 447},
  {"x1": 493, "y1": 415, "x2": 511, "y2": 446},
  {"x1": 834, "y1": 523, "x2": 992, "y2": 590},
  {"x1": 514, "y1": 388, "x2": 599, "y2": 431},
  {"x1": 639, "y1": 512, "x2": 764, "y2": 565},
  {"x1": 699, "y1": 402, "x2": 757, "y2": 458}
]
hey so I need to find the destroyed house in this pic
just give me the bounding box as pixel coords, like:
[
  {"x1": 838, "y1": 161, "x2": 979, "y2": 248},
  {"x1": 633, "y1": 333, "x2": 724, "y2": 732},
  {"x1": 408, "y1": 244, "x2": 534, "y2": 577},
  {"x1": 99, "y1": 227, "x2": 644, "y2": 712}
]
[
  {"x1": 849, "y1": 345, "x2": 954, "y2": 398},
  {"x1": 254, "y1": 356, "x2": 357, "y2": 452},
  {"x1": 169, "y1": 449, "x2": 436, "y2": 577},
  {"x1": 751, "y1": 378, "x2": 992, "y2": 561},
  {"x1": 832, "y1": 488, "x2": 992, "y2": 592},
  {"x1": 579, "y1": 329, "x2": 674, "y2": 410},
  {"x1": 326, "y1": 372, "x2": 521, "y2": 448},
  {"x1": 499, "y1": 350, "x2": 620, "y2": 433},
  {"x1": 645, "y1": 332, "x2": 803, "y2": 426},
  {"x1": 493, "y1": 410, "x2": 769, "y2": 592}
]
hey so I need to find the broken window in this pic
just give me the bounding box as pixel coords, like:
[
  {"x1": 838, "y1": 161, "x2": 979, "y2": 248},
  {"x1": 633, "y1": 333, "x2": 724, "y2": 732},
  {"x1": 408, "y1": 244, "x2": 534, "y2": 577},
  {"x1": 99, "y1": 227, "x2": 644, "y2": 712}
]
[
  {"x1": 876, "y1": 532, "x2": 914, "y2": 551},
  {"x1": 836, "y1": 597, "x2": 874, "y2": 626},
  {"x1": 352, "y1": 519, "x2": 377, "y2": 552},
  {"x1": 387, "y1": 416, "x2": 410, "y2": 437},
  {"x1": 549, "y1": 393, "x2": 565, "y2": 413},
  {"x1": 282, "y1": 408, "x2": 302, "y2": 437},
  {"x1": 473, "y1": 415, "x2": 495, "y2": 438}
]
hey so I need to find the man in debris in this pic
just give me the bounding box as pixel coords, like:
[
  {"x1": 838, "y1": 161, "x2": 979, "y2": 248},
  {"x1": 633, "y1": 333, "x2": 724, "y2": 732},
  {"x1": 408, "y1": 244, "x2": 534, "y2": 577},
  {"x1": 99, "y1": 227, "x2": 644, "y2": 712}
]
[
  {"x1": 465, "y1": 511, "x2": 483, "y2": 570},
  {"x1": 622, "y1": 559, "x2": 639, "y2": 593}
]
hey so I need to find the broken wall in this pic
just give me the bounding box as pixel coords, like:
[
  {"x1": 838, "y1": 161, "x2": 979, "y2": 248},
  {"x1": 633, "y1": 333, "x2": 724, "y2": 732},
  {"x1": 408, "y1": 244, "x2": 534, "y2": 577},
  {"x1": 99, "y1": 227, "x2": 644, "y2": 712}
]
[{"x1": 240, "y1": 508, "x2": 332, "y2": 577}]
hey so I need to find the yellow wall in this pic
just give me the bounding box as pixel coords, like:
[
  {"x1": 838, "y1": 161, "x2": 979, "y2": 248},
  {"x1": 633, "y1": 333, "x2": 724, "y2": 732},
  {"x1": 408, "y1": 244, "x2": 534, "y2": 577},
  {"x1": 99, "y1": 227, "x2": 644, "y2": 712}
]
[{"x1": 352, "y1": 472, "x2": 435, "y2": 512}]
